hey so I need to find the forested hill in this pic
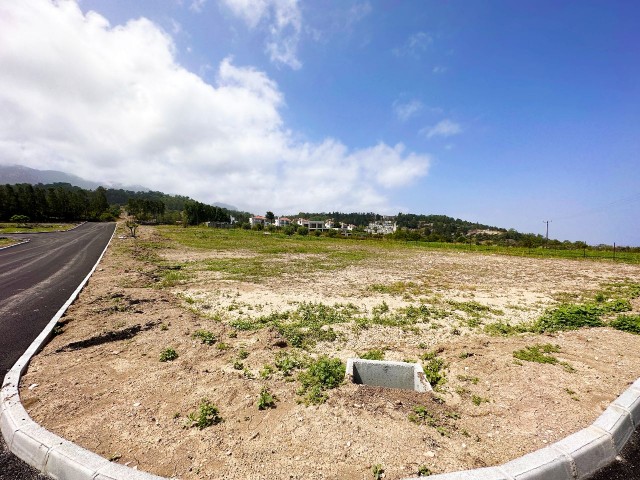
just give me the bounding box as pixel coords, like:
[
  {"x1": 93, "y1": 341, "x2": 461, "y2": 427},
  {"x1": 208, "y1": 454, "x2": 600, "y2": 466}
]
[{"x1": 0, "y1": 182, "x2": 250, "y2": 224}]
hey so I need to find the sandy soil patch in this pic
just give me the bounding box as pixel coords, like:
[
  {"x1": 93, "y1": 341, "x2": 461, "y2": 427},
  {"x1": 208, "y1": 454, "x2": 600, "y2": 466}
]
[{"x1": 20, "y1": 226, "x2": 640, "y2": 479}]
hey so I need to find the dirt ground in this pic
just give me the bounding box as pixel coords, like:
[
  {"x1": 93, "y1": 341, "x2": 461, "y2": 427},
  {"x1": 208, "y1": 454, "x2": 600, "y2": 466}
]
[{"x1": 20, "y1": 226, "x2": 640, "y2": 480}]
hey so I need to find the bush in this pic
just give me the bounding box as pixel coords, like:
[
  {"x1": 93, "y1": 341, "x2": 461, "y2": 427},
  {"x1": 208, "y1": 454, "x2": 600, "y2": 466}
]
[
  {"x1": 297, "y1": 356, "x2": 345, "y2": 405},
  {"x1": 186, "y1": 399, "x2": 222, "y2": 429},
  {"x1": 159, "y1": 347, "x2": 178, "y2": 362},
  {"x1": 359, "y1": 349, "x2": 385, "y2": 360},
  {"x1": 610, "y1": 314, "x2": 640, "y2": 334},
  {"x1": 297, "y1": 226, "x2": 308, "y2": 236},
  {"x1": 10, "y1": 214, "x2": 29, "y2": 224}
]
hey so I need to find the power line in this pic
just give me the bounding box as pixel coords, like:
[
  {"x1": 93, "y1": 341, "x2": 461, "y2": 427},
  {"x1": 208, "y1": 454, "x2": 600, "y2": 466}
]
[{"x1": 551, "y1": 192, "x2": 640, "y2": 222}]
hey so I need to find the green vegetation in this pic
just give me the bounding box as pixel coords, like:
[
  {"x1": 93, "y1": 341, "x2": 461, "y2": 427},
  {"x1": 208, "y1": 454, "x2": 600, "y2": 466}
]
[
  {"x1": 417, "y1": 465, "x2": 433, "y2": 476},
  {"x1": 471, "y1": 395, "x2": 490, "y2": 406},
  {"x1": 192, "y1": 329, "x2": 217, "y2": 345},
  {"x1": 533, "y1": 284, "x2": 637, "y2": 333},
  {"x1": 421, "y1": 351, "x2": 447, "y2": 389},
  {"x1": 359, "y1": 349, "x2": 385, "y2": 360},
  {"x1": 274, "y1": 350, "x2": 308, "y2": 377},
  {"x1": 159, "y1": 347, "x2": 178, "y2": 362},
  {"x1": 257, "y1": 387, "x2": 277, "y2": 410},
  {"x1": 372, "y1": 464, "x2": 385, "y2": 480},
  {"x1": 297, "y1": 356, "x2": 345, "y2": 405},
  {"x1": 185, "y1": 399, "x2": 222, "y2": 429},
  {"x1": 0, "y1": 223, "x2": 76, "y2": 234},
  {"x1": 610, "y1": 314, "x2": 640, "y2": 334},
  {"x1": 513, "y1": 344, "x2": 561, "y2": 364}
]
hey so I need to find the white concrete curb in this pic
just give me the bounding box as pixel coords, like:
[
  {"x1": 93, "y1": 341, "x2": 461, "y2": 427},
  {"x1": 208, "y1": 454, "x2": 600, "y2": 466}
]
[
  {"x1": 402, "y1": 378, "x2": 640, "y2": 480},
  {"x1": 0, "y1": 238, "x2": 30, "y2": 250},
  {"x1": 0, "y1": 223, "x2": 168, "y2": 480}
]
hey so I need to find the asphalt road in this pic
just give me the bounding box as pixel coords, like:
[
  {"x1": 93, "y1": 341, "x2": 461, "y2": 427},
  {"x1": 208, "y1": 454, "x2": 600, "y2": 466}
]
[{"x1": 0, "y1": 222, "x2": 115, "y2": 480}]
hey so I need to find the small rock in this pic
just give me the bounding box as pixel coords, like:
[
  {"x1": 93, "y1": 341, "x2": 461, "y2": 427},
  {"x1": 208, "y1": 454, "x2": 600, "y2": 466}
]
[
  {"x1": 426, "y1": 451, "x2": 435, "y2": 458},
  {"x1": 28, "y1": 383, "x2": 39, "y2": 390},
  {"x1": 133, "y1": 402, "x2": 141, "y2": 407}
]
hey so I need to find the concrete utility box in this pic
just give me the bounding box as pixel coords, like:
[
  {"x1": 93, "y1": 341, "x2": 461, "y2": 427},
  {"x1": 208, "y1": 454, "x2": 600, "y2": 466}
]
[{"x1": 345, "y1": 358, "x2": 432, "y2": 392}]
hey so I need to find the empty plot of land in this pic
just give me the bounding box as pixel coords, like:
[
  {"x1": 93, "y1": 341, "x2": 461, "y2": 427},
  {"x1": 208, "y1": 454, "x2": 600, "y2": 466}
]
[{"x1": 20, "y1": 226, "x2": 640, "y2": 479}]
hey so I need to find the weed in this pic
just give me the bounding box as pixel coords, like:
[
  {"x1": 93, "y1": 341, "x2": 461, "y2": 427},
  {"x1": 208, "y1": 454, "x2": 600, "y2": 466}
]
[
  {"x1": 458, "y1": 351, "x2": 474, "y2": 359},
  {"x1": 186, "y1": 399, "x2": 222, "y2": 429},
  {"x1": 159, "y1": 347, "x2": 178, "y2": 362},
  {"x1": 260, "y1": 364, "x2": 275, "y2": 379},
  {"x1": 610, "y1": 314, "x2": 640, "y2": 334},
  {"x1": 216, "y1": 342, "x2": 230, "y2": 350},
  {"x1": 484, "y1": 321, "x2": 523, "y2": 336},
  {"x1": 421, "y1": 352, "x2": 446, "y2": 389},
  {"x1": 238, "y1": 348, "x2": 249, "y2": 359},
  {"x1": 192, "y1": 329, "x2": 216, "y2": 345},
  {"x1": 160, "y1": 323, "x2": 169, "y2": 331},
  {"x1": 565, "y1": 388, "x2": 579, "y2": 401},
  {"x1": 258, "y1": 386, "x2": 277, "y2": 410},
  {"x1": 513, "y1": 344, "x2": 560, "y2": 364},
  {"x1": 435, "y1": 426, "x2": 450, "y2": 437},
  {"x1": 275, "y1": 350, "x2": 308, "y2": 376},
  {"x1": 417, "y1": 465, "x2": 432, "y2": 476},
  {"x1": 533, "y1": 298, "x2": 632, "y2": 333},
  {"x1": 457, "y1": 374, "x2": 479, "y2": 385},
  {"x1": 372, "y1": 464, "x2": 385, "y2": 480},
  {"x1": 409, "y1": 405, "x2": 436, "y2": 425},
  {"x1": 360, "y1": 349, "x2": 385, "y2": 360},
  {"x1": 297, "y1": 356, "x2": 345, "y2": 405},
  {"x1": 471, "y1": 395, "x2": 489, "y2": 406},
  {"x1": 242, "y1": 368, "x2": 255, "y2": 379},
  {"x1": 233, "y1": 360, "x2": 244, "y2": 370}
]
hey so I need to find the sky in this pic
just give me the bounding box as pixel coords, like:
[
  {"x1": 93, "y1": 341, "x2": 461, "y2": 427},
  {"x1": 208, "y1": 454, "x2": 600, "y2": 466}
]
[{"x1": 0, "y1": 0, "x2": 638, "y2": 245}]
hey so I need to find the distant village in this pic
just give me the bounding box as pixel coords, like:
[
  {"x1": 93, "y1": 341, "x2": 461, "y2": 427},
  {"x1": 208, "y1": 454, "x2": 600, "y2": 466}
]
[{"x1": 244, "y1": 215, "x2": 398, "y2": 235}]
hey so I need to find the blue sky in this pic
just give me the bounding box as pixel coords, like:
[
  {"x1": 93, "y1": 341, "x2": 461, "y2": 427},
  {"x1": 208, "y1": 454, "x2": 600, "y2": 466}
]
[{"x1": 0, "y1": 1, "x2": 638, "y2": 245}]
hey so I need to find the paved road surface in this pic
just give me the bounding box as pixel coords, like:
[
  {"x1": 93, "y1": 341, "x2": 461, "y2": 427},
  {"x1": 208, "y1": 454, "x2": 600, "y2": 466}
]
[{"x1": 0, "y1": 222, "x2": 115, "y2": 480}]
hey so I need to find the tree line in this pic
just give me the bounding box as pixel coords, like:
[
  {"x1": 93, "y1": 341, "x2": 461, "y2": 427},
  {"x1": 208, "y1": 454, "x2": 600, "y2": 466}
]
[{"x1": 0, "y1": 183, "x2": 110, "y2": 221}]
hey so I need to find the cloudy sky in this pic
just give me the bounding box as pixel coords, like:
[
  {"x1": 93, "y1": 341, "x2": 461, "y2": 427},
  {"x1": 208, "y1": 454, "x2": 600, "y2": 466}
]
[{"x1": 0, "y1": 0, "x2": 638, "y2": 245}]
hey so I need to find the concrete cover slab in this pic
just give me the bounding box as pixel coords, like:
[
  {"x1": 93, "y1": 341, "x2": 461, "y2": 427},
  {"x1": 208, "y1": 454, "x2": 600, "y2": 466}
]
[{"x1": 346, "y1": 358, "x2": 432, "y2": 392}]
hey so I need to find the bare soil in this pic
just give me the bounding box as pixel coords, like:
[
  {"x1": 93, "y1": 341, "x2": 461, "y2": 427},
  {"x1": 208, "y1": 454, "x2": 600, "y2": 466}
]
[{"x1": 20, "y1": 226, "x2": 640, "y2": 479}]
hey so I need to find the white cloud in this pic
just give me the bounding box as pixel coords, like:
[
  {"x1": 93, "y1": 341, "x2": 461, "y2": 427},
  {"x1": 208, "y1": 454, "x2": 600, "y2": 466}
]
[
  {"x1": 432, "y1": 65, "x2": 447, "y2": 74},
  {"x1": 0, "y1": 0, "x2": 431, "y2": 214},
  {"x1": 421, "y1": 119, "x2": 462, "y2": 139},
  {"x1": 393, "y1": 31, "x2": 433, "y2": 58},
  {"x1": 220, "y1": 0, "x2": 302, "y2": 69},
  {"x1": 190, "y1": 0, "x2": 208, "y2": 13},
  {"x1": 393, "y1": 99, "x2": 423, "y2": 122}
]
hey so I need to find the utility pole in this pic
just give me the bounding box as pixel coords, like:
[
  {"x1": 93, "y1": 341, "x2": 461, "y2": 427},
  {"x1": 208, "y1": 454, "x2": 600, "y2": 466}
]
[{"x1": 543, "y1": 220, "x2": 551, "y2": 248}]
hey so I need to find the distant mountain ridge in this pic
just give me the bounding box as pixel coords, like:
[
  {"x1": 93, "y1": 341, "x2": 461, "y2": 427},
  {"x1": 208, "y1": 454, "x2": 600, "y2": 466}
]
[
  {"x1": 0, "y1": 164, "x2": 149, "y2": 192},
  {"x1": 0, "y1": 164, "x2": 237, "y2": 211}
]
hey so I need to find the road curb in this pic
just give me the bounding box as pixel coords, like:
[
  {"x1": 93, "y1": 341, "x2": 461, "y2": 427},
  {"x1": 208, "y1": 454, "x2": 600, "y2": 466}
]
[
  {"x1": 0, "y1": 223, "x2": 167, "y2": 480},
  {"x1": 0, "y1": 238, "x2": 30, "y2": 250},
  {"x1": 1, "y1": 223, "x2": 639, "y2": 480},
  {"x1": 402, "y1": 380, "x2": 640, "y2": 480}
]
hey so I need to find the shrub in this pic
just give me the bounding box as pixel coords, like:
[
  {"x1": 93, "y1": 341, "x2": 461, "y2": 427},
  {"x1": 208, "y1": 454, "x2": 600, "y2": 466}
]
[
  {"x1": 186, "y1": 399, "x2": 222, "y2": 429},
  {"x1": 192, "y1": 329, "x2": 216, "y2": 345},
  {"x1": 359, "y1": 349, "x2": 385, "y2": 361},
  {"x1": 159, "y1": 347, "x2": 178, "y2": 362},
  {"x1": 297, "y1": 356, "x2": 345, "y2": 405},
  {"x1": 513, "y1": 344, "x2": 560, "y2": 364},
  {"x1": 258, "y1": 387, "x2": 277, "y2": 410},
  {"x1": 610, "y1": 314, "x2": 640, "y2": 334},
  {"x1": 422, "y1": 352, "x2": 446, "y2": 389}
]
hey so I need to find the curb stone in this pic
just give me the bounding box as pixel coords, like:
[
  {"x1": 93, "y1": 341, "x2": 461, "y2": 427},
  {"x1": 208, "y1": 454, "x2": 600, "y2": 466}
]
[
  {"x1": 402, "y1": 381, "x2": 640, "y2": 480},
  {"x1": 1, "y1": 223, "x2": 639, "y2": 480},
  {"x1": 0, "y1": 238, "x2": 30, "y2": 250}
]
